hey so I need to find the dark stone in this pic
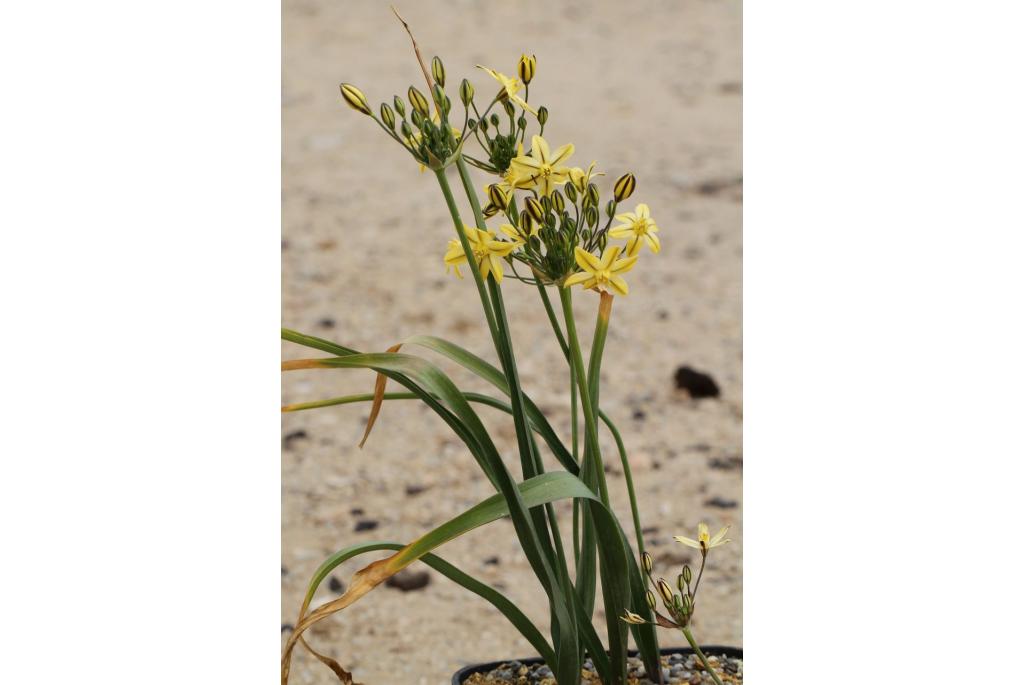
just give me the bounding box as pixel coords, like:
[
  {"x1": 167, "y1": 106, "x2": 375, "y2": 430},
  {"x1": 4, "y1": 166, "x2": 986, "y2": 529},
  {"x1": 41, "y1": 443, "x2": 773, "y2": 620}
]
[
  {"x1": 641, "y1": 525, "x2": 660, "y2": 535},
  {"x1": 405, "y1": 484, "x2": 427, "y2": 496},
  {"x1": 281, "y1": 565, "x2": 288, "y2": 576},
  {"x1": 657, "y1": 309, "x2": 669, "y2": 320},
  {"x1": 317, "y1": 317, "x2": 335, "y2": 329},
  {"x1": 282, "y1": 429, "x2": 308, "y2": 450},
  {"x1": 705, "y1": 496, "x2": 738, "y2": 509},
  {"x1": 632, "y1": 408, "x2": 647, "y2": 421},
  {"x1": 709, "y1": 455, "x2": 743, "y2": 471},
  {"x1": 688, "y1": 443, "x2": 713, "y2": 453},
  {"x1": 483, "y1": 556, "x2": 500, "y2": 566},
  {"x1": 354, "y1": 519, "x2": 379, "y2": 532},
  {"x1": 349, "y1": 507, "x2": 365, "y2": 516},
  {"x1": 674, "y1": 366, "x2": 721, "y2": 399},
  {"x1": 328, "y1": 575, "x2": 345, "y2": 593},
  {"x1": 281, "y1": 623, "x2": 294, "y2": 633},
  {"x1": 385, "y1": 568, "x2": 430, "y2": 592}
]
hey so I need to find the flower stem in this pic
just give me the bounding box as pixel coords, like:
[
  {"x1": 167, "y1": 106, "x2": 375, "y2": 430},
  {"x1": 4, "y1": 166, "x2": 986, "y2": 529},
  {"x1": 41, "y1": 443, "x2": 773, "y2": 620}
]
[
  {"x1": 681, "y1": 626, "x2": 725, "y2": 685},
  {"x1": 557, "y1": 286, "x2": 610, "y2": 505}
]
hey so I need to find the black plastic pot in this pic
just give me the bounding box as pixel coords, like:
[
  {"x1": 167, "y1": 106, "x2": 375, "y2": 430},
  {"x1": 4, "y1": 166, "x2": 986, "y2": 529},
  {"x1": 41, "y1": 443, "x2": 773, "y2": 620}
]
[{"x1": 451, "y1": 646, "x2": 743, "y2": 684}]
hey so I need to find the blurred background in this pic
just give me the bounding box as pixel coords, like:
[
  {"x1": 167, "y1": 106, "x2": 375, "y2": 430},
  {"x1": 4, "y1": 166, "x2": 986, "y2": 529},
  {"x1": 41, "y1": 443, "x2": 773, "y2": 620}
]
[{"x1": 282, "y1": 0, "x2": 741, "y2": 682}]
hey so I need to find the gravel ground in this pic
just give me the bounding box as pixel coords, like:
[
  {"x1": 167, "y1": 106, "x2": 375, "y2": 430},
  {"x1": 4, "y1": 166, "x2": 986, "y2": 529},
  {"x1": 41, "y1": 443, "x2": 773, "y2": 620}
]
[{"x1": 282, "y1": 1, "x2": 742, "y2": 682}]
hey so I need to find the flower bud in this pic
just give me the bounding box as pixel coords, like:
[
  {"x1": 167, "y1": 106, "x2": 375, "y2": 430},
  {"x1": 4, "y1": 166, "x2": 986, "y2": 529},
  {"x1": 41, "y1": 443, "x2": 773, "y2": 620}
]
[
  {"x1": 525, "y1": 197, "x2": 545, "y2": 223},
  {"x1": 682, "y1": 565, "x2": 693, "y2": 584},
  {"x1": 551, "y1": 190, "x2": 565, "y2": 213},
  {"x1": 442, "y1": 94, "x2": 452, "y2": 116},
  {"x1": 487, "y1": 184, "x2": 509, "y2": 210},
  {"x1": 393, "y1": 95, "x2": 406, "y2": 118},
  {"x1": 585, "y1": 206, "x2": 599, "y2": 228},
  {"x1": 339, "y1": 83, "x2": 371, "y2": 115},
  {"x1": 467, "y1": 118, "x2": 477, "y2": 130},
  {"x1": 681, "y1": 594, "x2": 693, "y2": 615},
  {"x1": 431, "y1": 56, "x2": 446, "y2": 88},
  {"x1": 641, "y1": 552, "x2": 654, "y2": 574},
  {"x1": 518, "y1": 54, "x2": 536, "y2": 85},
  {"x1": 657, "y1": 578, "x2": 674, "y2": 605},
  {"x1": 460, "y1": 79, "x2": 475, "y2": 106},
  {"x1": 400, "y1": 120, "x2": 413, "y2": 140},
  {"x1": 537, "y1": 106, "x2": 548, "y2": 126},
  {"x1": 517, "y1": 115, "x2": 527, "y2": 130},
  {"x1": 408, "y1": 86, "x2": 430, "y2": 117},
  {"x1": 380, "y1": 103, "x2": 396, "y2": 129},
  {"x1": 677, "y1": 573, "x2": 686, "y2": 593},
  {"x1": 520, "y1": 213, "x2": 534, "y2": 235},
  {"x1": 479, "y1": 118, "x2": 489, "y2": 132},
  {"x1": 503, "y1": 100, "x2": 516, "y2": 117},
  {"x1": 613, "y1": 173, "x2": 636, "y2": 202},
  {"x1": 564, "y1": 181, "x2": 578, "y2": 202},
  {"x1": 410, "y1": 109, "x2": 424, "y2": 128},
  {"x1": 586, "y1": 183, "x2": 600, "y2": 207},
  {"x1": 490, "y1": 113, "x2": 500, "y2": 127},
  {"x1": 646, "y1": 590, "x2": 657, "y2": 610},
  {"x1": 432, "y1": 84, "x2": 446, "y2": 108},
  {"x1": 606, "y1": 200, "x2": 616, "y2": 218}
]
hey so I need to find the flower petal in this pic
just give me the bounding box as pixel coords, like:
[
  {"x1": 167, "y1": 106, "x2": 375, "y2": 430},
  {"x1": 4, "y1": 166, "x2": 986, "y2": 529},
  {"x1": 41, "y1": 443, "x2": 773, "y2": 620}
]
[
  {"x1": 549, "y1": 142, "x2": 575, "y2": 167},
  {"x1": 531, "y1": 135, "x2": 551, "y2": 163},
  {"x1": 674, "y1": 536, "x2": 701, "y2": 549},
  {"x1": 609, "y1": 275, "x2": 629, "y2": 296},
  {"x1": 574, "y1": 246, "x2": 603, "y2": 273},
  {"x1": 564, "y1": 270, "x2": 590, "y2": 287},
  {"x1": 646, "y1": 232, "x2": 661, "y2": 254},
  {"x1": 612, "y1": 254, "x2": 639, "y2": 274}
]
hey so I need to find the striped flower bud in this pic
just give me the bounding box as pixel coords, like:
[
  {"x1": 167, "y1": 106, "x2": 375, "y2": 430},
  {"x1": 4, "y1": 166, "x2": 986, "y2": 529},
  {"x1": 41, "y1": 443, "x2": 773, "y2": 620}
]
[
  {"x1": 551, "y1": 190, "x2": 565, "y2": 213},
  {"x1": 682, "y1": 565, "x2": 692, "y2": 584},
  {"x1": 502, "y1": 100, "x2": 516, "y2": 117},
  {"x1": 646, "y1": 590, "x2": 657, "y2": 610},
  {"x1": 681, "y1": 594, "x2": 693, "y2": 615},
  {"x1": 490, "y1": 113, "x2": 500, "y2": 127},
  {"x1": 518, "y1": 54, "x2": 536, "y2": 84},
  {"x1": 400, "y1": 120, "x2": 413, "y2": 140},
  {"x1": 584, "y1": 205, "x2": 599, "y2": 228},
  {"x1": 537, "y1": 106, "x2": 548, "y2": 126},
  {"x1": 432, "y1": 84, "x2": 445, "y2": 110},
  {"x1": 393, "y1": 95, "x2": 406, "y2": 118},
  {"x1": 460, "y1": 79, "x2": 474, "y2": 106},
  {"x1": 606, "y1": 200, "x2": 616, "y2": 218},
  {"x1": 408, "y1": 86, "x2": 430, "y2": 117},
  {"x1": 410, "y1": 108, "x2": 424, "y2": 128},
  {"x1": 613, "y1": 172, "x2": 636, "y2": 202},
  {"x1": 339, "y1": 83, "x2": 371, "y2": 115},
  {"x1": 657, "y1": 578, "x2": 674, "y2": 605},
  {"x1": 641, "y1": 552, "x2": 654, "y2": 574},
  {"x1": 487, "y1": 184, "x2": 509, "y2": 210},
  {"x1": 525, "y1": 197, "x2": 545, "y2": 223},
  {"x1": 586, "y1": 183, "x2": 600, "y2": 207},
  {"x1": 517, "y1": 115, "x2": 527, "y2": 130},
  {"x1": 622, "y1": 610, "x2": 646, "y2": 625},
  {"x1": 520, "y1": 212, "x2": 534, "y2": 235},
  {"x1": 380, "y1": 103, "x2": 395, "y2": 129},
  {"x1": 483, "y1": 203, "x2": 500, "y2": 219},
  {"x1": 677, "y1": 573, "x2": 686, "y2": 593},
  {"x1": 564, "y1": 181, "x2": 578, "y2": 202},
  {"x1": 431, "y1": 56, "x2": 446, "y2": 88}
]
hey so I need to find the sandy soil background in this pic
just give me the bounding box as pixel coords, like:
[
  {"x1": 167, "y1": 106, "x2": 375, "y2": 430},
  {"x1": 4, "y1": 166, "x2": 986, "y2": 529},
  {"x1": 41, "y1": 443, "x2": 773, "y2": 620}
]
[{"x1": 282, "y1": 1, "x2": 741, "y2": 682}]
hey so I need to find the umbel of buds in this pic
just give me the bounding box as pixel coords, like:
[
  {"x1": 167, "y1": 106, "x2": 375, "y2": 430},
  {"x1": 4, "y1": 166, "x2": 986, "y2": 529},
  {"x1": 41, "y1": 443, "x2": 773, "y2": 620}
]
[
  {"x1": 614, "y1": 173, "x2": 637, "y2": 202},
  {"x1": 340, "y1": 83, "x2": 371, "y2": 115},
  {"x1": 518, "y1": 53, "x2": 536, "y2": 84}
]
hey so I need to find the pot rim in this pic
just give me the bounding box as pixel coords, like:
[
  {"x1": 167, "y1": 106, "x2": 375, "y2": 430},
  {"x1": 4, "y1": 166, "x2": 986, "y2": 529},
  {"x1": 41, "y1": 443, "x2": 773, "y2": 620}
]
[{"x1": 451, "y1": 645, "x2": 743, "y2": 684}]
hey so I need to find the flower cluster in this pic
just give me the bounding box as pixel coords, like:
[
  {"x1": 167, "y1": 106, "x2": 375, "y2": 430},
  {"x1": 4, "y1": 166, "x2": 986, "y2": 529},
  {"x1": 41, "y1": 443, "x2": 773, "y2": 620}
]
[{"x1": 339, "y1": 53, "x2": 663, "y2": 298}]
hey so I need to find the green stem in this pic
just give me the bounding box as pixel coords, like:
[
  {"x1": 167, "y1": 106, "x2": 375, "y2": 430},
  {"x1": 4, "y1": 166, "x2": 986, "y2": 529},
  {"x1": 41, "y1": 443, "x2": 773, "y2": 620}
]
[
  {"x1": 557, "y1": 286, "x2": 610, "y2": 504},
  {"x1": 681, "y1": 626, "x2": 725, "y2": 685},
  {"x1": 433, "y1": 169, "x2": 500, "y2": 347},
  {"x1": 602, "y1": 413, "x2": 648, "y2": 587}
]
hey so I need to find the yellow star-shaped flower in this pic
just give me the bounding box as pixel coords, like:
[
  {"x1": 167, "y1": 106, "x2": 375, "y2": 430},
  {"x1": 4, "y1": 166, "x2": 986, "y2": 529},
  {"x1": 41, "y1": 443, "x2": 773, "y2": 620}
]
[
  {"x1": 443, "y1": 226, "x2": 517, "y2": 283},
  {"x1": 476, "y1": 65, "x2": 537, "y2": 114},
  {"x1": 609, "y1": 203, "x2": 660, "y2": 255},
  {"x1": 674, "y1": 522, "x2": 730, "y2": 554},
  {"x1": 563, "y1": 245, "x2": 638, "y2": 296},
  {"x1": 510, "y1": 135, "x2": 575, "y2": 197}
]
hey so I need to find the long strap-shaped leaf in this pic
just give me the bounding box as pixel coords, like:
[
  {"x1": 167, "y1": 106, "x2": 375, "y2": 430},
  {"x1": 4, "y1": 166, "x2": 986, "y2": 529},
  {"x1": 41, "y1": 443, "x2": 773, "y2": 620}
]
[
  {"x1": 281, "y1": 472, "x2": 596, "y2": 683},
  {"x1": 297, "y1": 542, "x2": 555, "y2": 669},
  {"x1": 282, "y1": 351, "x2": 582, "y2": 683},
  {"x1": 358, "y1": 334, "x2": 578, "y2": 475}
]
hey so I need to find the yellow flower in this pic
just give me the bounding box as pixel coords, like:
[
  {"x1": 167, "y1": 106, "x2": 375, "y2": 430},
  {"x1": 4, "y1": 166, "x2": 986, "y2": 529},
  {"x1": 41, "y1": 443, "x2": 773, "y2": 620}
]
[
  {"x1": 609, "y1": 203, "x2": 660, "y2": 255},
  {"x1": 443, "y1": 226, "x2": 517, "y2": 283},
  {"x1": 563, "y1": 245, "x2": 638, "y2": 296},
  {"x1": 499, "y1": 223, "x2": 528, "y2": 246},
  {"x1": 567, "y1": 161, "x2": 603, "y2": 192},
  {"x1": 510, "y1": 135, "x2": 575, "y2": 197},
  {"x1": 475, "y1": 65, "x2": 537, "y2": 114},
  {"x1": 674, "y1": 522, "x2": 730, "y2": 553},
  {"x1": 621, "y1": 610, "x2": 648, "y2": 625}
]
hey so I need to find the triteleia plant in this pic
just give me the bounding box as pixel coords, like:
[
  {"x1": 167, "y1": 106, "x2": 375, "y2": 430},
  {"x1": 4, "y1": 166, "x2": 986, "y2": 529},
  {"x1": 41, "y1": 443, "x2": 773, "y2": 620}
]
[{"x1": 281, "y1": 14, "x2": 724, "y2": 685}]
